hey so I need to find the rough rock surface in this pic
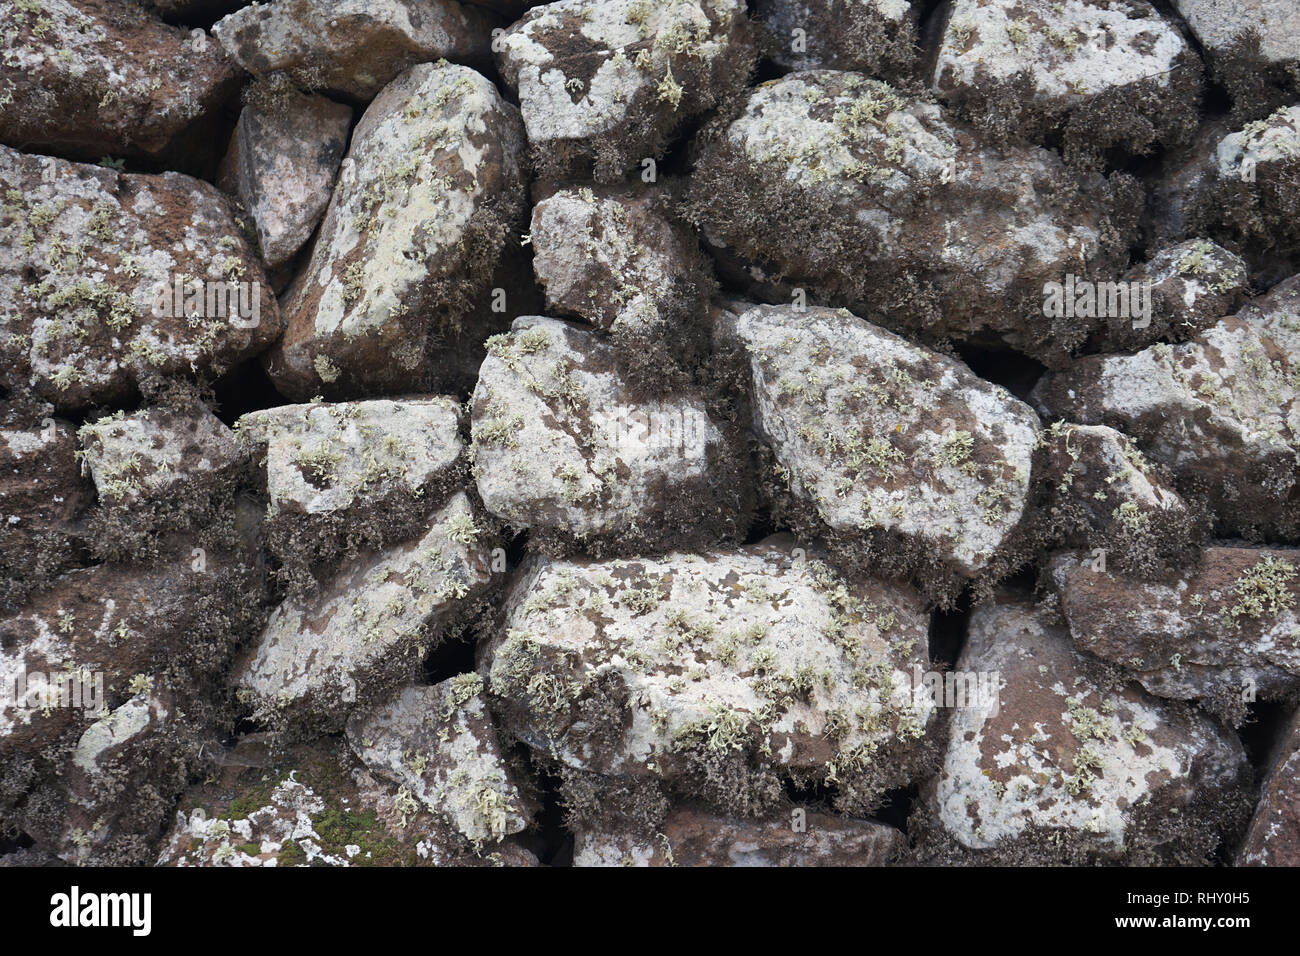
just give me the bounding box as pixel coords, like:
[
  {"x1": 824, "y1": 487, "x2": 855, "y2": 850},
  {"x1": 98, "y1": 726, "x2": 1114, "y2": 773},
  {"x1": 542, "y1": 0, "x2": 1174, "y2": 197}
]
[
  {"x1": 470, "y1": 316, "x2": 747, "y2": 552},
  {"x1": 920, "y1": 597, "x2": 1249, "y2": 863},
  {"x1": 0, "y1": 0, "x2": 238, "y2": 165},
  {"x1": 1033, "y1": 317, "x2": 1300, "y2": 540},
  {"x1": 1173, "y1": 0, "x2": 1300, "y2": 117},
  {"x1": 528, "y1": 183, "x2": 714, "y2": 384},
  {"x1": 753, "y1": 0, "x2": 917, "y2": 78},
  {"x1": 1237, "y1": 271, "x2": 1300, "y2": 353},
  {"x1": 218, "y1": 93, "x2": 353, "y2": 272},
  {"x1": 0, "y1": 146, "x2": 280, "y2": 411},
  {"x1": 716, "y1": 303, "x2": 1039, "y2": 592},
  {"x1": 234, "y1": 493, "x2": 495, "y2": 734},
  {"x1": 212, "y1": 0, "x2": 497, "y2": 101},
  {"x1": 495, "y1": 0, "x2": 756, "y2": 180},
  {"x1": 1239, "y1": 706, "x2": 1300, "y2": 865},
  {"x1": 1030, "y1": 421, "x2": 1200, "y2": 574},
  {"x1": 574, "y1": 805, "x2": 905, "y2": 865},
  {"x1": 345, "y1": 676, "x2": 530, "y2": 845},
  {"x1": 265, "y1": 62, "x2": 527, "y2": 400},
  {"x1": 481, "y1": 540, "x2": 936, "y2": 815},
  {"x1": 0, "y1": 400, "x2": 93, "y2": 612},
  {"x1": 1051, "y1": 546, "x2": 1300, "y2": 719},
  {"x1": 688, "y1": 71, "x2": 1137, "y2": 362},
  {"x1": 932, "y1": 0, "x2": 1200, "y2": 164},
  {"x1": 237, "y1": 396, "x2": 465, "y2": 586},
  {"x1": 157, "y1": 735, "x2": 539, "y2": 866}
]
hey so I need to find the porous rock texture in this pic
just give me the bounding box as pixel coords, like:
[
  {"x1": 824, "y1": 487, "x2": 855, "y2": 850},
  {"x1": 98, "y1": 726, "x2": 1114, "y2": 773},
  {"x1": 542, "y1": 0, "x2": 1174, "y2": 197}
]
[{"x1": 3, "y1": 0, "x2": 1300, "y2": 871}]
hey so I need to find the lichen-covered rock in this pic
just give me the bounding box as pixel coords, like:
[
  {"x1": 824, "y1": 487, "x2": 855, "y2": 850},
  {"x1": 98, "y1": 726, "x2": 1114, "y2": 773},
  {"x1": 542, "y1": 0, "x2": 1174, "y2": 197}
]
[
  {"x1": 1086, "y1": 239, "x2": 1248, "y2": 352},
  {"x1": 1030, "y1": 421, "x2": 1200, "y2": 574},
  {"x1": 234, "y1": 493, "x2": 496, "y2": 734},
  {"x1": 715, "y1": 303, "x2": 1039, "y2": 593},
  {"x1": 495, "y1": 0, "x2": 756, "y2": 180},
  {"x1": 688, "y1": 71, "x2": 1137, "y2": 362},
  {"x1": 212, "y1": 0, "x2": 497, "y2": 101},
  {"x1": 1051, "y1": 546, "x2": 1300, "y2": 721},
  {"x1": 1210, "y1": 105, "x2": 1300, "y2": 256},
  {"x1": 574, "y1": 805, "x2": 905, "y2": 865},
  {"x1": 919, "y1": 597, "x2": 1249, "y2": 863},
  {"x1": 1, "y1": 510, "x2": 269, "y2": 860},
  {"x1": 528, "y1": 183, "x2": 715, "y2": 385},
  {"x1": 1032, "y1": 317, "x2": 1300, "y2": 540},
  {"x1": 79, "y1": 404, "x2": 246, "y2": 510},
  {"x1": 1172, "y1": 0, "x2": 1300, "y2": 117},
  {"x1": 0, "y1": 146, "x2": 281, "y2": 412},
  {"x1": 752, "y1": 0, "x2": 917, "y2": 79},
  {"x1": 218, "y1": 93, "x2": 353, "y2": 272},
  {"x1": 932, "y1": 0, "x2": 1200, "y2": 165},
  {"x1": 237, "y1": 397, "x2": 465, "y2": 587},
  {"x1": 1239, "y1": 706, "x2": 1300, "y2": 866},
  {"x1": 0, "y1": 0, "x2": 239, "y2": 165},
  {"x1": 481, "y1": 540, "x2": 936, "y2": 815},
  {"x1": 345, "y1": 676, "x2": 531, "y2": 845},
  {"x1": 265, "y1": 63, "x2": 527, "y2": 400},
  {"x1": 0, "y1": 399, "x2": 93, "y2": 612},
  {"x1": 1237, "y1": 271, "x2": 1300, "y2": 354},
  {"x1": 470, "y1": 316, "x2": 748, "y2": 552},
  {"x1": 158, "y1": 735, "x2": 539, "y2": 866}
]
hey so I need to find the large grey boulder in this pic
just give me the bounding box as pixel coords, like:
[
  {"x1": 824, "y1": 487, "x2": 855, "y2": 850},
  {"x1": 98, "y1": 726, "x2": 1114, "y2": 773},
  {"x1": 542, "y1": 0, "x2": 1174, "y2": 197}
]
[{"x1": 752, "y1": 0, "x2": 918, "y2": 79}]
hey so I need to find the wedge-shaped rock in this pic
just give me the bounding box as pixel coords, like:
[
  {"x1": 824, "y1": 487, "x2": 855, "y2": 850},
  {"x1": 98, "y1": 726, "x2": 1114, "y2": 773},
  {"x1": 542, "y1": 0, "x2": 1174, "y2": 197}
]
[
  {"x1": 717, "y1": 304, "x2": 1038, "y2": 583},
  {"x1": 922, "y1": 598, "x2": 1248, "y2": 862},
  {"x1": 0, "y1": 0, "x2": 238, "y2": 164},
  {"x1": 1088, "y1": 239, "x2": 1248, "y2": 352},
  {"x1": 529, "y1": 184, "x2": 713, "y2": 383},
  {"x1": 266, "y1": 63, "x2": 527, "y2": 399},
  {"x1": 238, "y1": 397, "x2": 464, "y2": 581},
  {"x1": 1031, "y1": 422, "x2": 1199, "y2": 574},
  {"x1": 932, "y1": 0, "x2": 1199, "y2": 164},
  {"x1": 574, "y1": 805, "x2": 905, "y2": 866},
  {"x1": 157, "y1": 735, "x2": 540, "y2": 866},
  {"x1": 212, "y1": 0, "x2": 496, "y2": 100},
  {"x1": 0, "y1": 146, "x2": 280, "y2": 411},
  {"x1": 79, "y1": 405, "x2": 245, "y2": 509},
  {"x1": 688, "y1": 72, "x2": 1136, "y2": 361},
  {"x1": 753, "y1": 0, "x2": 917, "y2": 78},
  {"x1": 470, "y1": 316, "x2": 746, "y2": 551},
  {"x1": 0, "y1": 400, "x2": 93, "y2": 611},
  {"x1": 218, "y1": 93, "x2": 353, "y2": 271},
  {"x1": 1032, "y1": 317, "x2": 1300, "y2": 539},
  {"x1": 495, "y1": 0, "x2": 756, "y2": 180},
  {"x1": 346, "y1": 676, "x2": 530, "y2": 845},
  {"x1": 1051, "y1": 547, "x2": 1300, "y2": 720},
  {"x1": 481, "y1": 541, "x2": 936, "y2": 814},
  {"x1": 1237, "y1": 271, "x2": 1300, "y2": 355},
  {"x1": 1239, "y1": 706, "x2": 1300, "y2": 866},
  {"x1": 234, "y1": 493, "x2": 494, "y2": 733}
]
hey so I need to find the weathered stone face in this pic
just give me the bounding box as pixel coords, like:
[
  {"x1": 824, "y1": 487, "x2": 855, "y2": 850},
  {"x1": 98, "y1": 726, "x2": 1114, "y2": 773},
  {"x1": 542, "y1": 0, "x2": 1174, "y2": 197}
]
[
  {"x1": 753, "y1": 0, "x2": 917, "y2": 78},
  {"x1": 1033, "y1": 317, "x2": 1300, "y2": 540},
  {"x1": 346, "y1": 677, "x2": 531, "y2": 845},
  {"x1": 573, "y1": 805, "x2": 905, "y2": 866},
  {"x1": 923, "y1": 597, "x2": 1249, "y2": 862},
  {"x1": 688, "y1": 71, "x2": 1136, "y2": 362},
  {"x1": 218, "y1": 93, "x2": 353, "y2": 272},
  {"x1": 265, "y1": 62, "x2": 527, "y2": 400},
  {"x1": 470, "y1": 316, "x2": 747, "y2": 551},
  {"x1": 233, "y1": 493, "x2": 495, "y2": 734},
  {"x1": 212, "y1": 0, "x2": 498, "y2": 101},
  {"x1": 1239, "y1": 706, "x2": 1300, "y2": 866},
  {"x1": 481, "y1": 540, "x2": 935, "y2": 814},
  {"x1": 0, "y1": 147, "x2": 280, "y2": 411},
  {"x1": 495, "y1": 0, "x2": 756, "y2": 180},
  {"x1": 0, "y1": 0, "x2": 239, "y2": 166},
  {"x1": 1051, "y1": 547, "x2": 1300, "y2": 718},
  {"x1": 716, "y1": 303, "x2": 1039, "y2": 581}
]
